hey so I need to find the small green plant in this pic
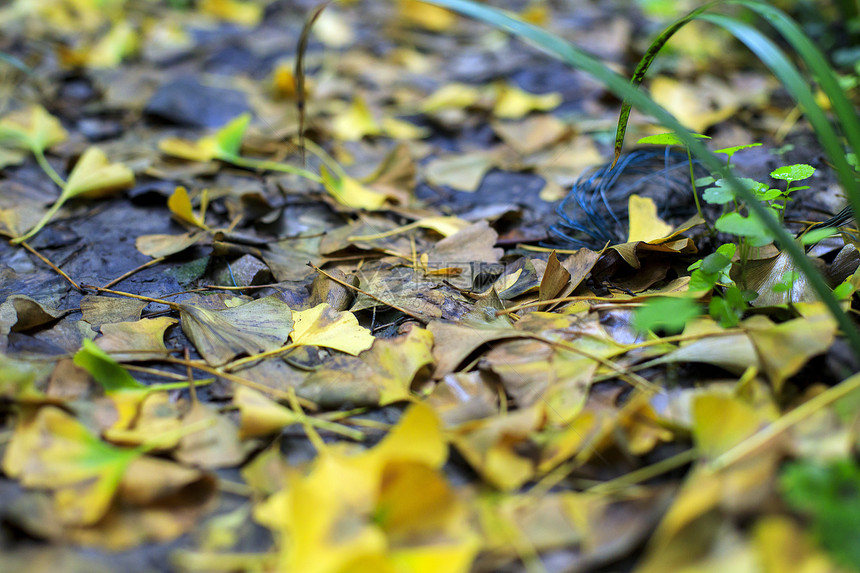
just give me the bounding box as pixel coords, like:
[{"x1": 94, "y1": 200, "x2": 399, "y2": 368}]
[
  {"x1": 781, "y1": 458, "x2": 860, "y2": 570},
  {"x1": 633, "y1": 296, "x2": 702, "y2": 334}
]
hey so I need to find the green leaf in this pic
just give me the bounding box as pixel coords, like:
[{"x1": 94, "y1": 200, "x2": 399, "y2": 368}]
[
  {"x1": 771, "y1": 271, "x2": 800, "y2": 293},
  {"x1": 715, "y1": 211, "x2": 770, "y2": 241},
  {"x1": 801, "y1": 227, "x2": 838, "y2": 245},
  {"x1": 702, "y1": 181, "x2": 735, "y2": 205},
  {"x1": 633, "y1": 297, "x2": 701, "y2": 334},
  {"x1": 713, "y1": 142, "x2": 762, "y2": 160},
  {"x1": 73, "y1": 338, "x2": 146, "y2": 394},
  {"x1": 701, "y1": 250, "x2": 733, "y2": 274},
  {"x1": 213, "y1": 113, "x2": 251, "y2": 159},
  {"x1": 781, "y1": 459, "x2": 860, "y2": 570},
  {"x1": 770, "y1": 163, "x2": 816, "y2": 183},
  {"x1": 709, "y1": 285, "x2": 747, "y2": 327},
  {"x1": 637, "y1": 132, "x2": 709, "y2": 146}
]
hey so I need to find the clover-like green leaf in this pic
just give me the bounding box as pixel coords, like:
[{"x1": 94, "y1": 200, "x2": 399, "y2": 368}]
[{"x1": 770, "y1": 163, "x2": 815, "y2": 183}]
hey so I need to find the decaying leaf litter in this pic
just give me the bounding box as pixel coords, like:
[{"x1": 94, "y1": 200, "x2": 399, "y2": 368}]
[{"x1": 1, "y1": 1, "x2": 860, "y2": 571}]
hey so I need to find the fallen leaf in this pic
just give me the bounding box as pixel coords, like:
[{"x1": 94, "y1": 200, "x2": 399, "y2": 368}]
[
  {"x1": 174, "y1": 402, "x2": 244, "y2": 468},
  {"x1": 423, "y1": 153, "x2": 495, "y2": 192},
  {"x1": 0, "y1": 105, "x2": 68, "y2": 152},
  {"x1": 2, "y1": 407, "x2": 141, "y2": 526},
  {"x1": 492, "y1": 82, "x2": 562, "y2": 119},
  {"x1": 320, "y1": 165, "x2": 389, "y2": 210},
  {"x1": 178, "y1": 295, "x2": 294, "y2": 366},
  {"x1": 290, "y1": 303, "x2": 375, "y2": 356},
  {"x1": 96, "y1": 316, "x2": 177, "y2": 361},
  {"x1": 167, "y1": 186, "x2": 209, "y2": 230}
]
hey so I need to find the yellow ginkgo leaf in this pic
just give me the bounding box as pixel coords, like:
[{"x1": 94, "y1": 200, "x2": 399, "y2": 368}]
[
  {"x1": 167, "y1": 186, "x2": 209, "y2": 230},
  {"x1": 397, "y1": 0, "x2": 458, "y2": 31},
  {"x1": 347, "y1": 215, "x2": 470, "y2": 241},
  {"x1": 626, "y1": 194, "x2": 674, "y2": 243},
  {"x1": 0, "y1": 105, "x2": 68, "y2": 152},
  {"x1": 254, "y1": 403, "x2": 478, "y2": 573},
  {"x1": 11, "y1": 146, "x2": 134, "y2": 244},
  {"x1": 290, "y1": 303, "x2": 375, "y2": 356},
  {"x1": 493, "y1": 82, "x2": 562, "y2": 119},
  {"x1": 381, "y1": 116, "x2": 430, "y2": 140},
  {"x1": 158, "y1": 136, "x2": 219, "y2": 162},
  {"x1": 159, "y1": 113, "x2": 249, "y2": 163},
  {"x1": 64, "y1": 147, "x2": 135, "y2": 199},
  {"x1": 421, "y1": 83, "x2": 483, "y2": 113},
  {"x1": 331, "y1": 96, "x2": 382, "y2": 141},
  {"x1": 200, "y1": 0, "x2": 263, "y2": 26},
  {"x1": 320, "y1": 165, "x2": 388, "y2": 210},
  {"x1": 84, "y1": 21, "x2": 138, "y2": 68}
]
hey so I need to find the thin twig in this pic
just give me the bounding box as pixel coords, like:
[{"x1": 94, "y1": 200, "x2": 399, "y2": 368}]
[
  {"x1": 102, "y1": 256, "x2": 166, "y2": 289},
  {"x1": 19, "y1": 240, "x2": 83, "y2": 292}
]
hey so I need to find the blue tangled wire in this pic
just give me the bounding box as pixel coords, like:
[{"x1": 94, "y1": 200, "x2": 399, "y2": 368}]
[{"x1": 550, "y1": 148, "x2": 704, "y2": 249}]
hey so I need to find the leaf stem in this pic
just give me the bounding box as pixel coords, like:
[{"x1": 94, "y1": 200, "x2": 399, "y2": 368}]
[
  {"x1": 224, "y1": 153, "x2": 323, "y2": 183},
  {"x1": 11, "y1": 195, "x2": 67, "y2": 244},
  {"x1": 33, "y1": 147, "x2": 66, "y2": 188}
]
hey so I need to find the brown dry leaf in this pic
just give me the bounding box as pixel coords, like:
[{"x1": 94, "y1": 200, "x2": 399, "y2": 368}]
[
  {"x1": 483, "y1": 340, "x2": 597, "y2": 423},
  {"x1": 742, "y1": 251, "x2": 827, "y2": 307},
  {"x1": 178, "y1": 295, "x2": 294, "y2": 366},
  {"x1": 0, "y1": 295, "x2": 64, "y2": 349},
  {"x1": 746, "y1": 306, "x2": 838, "y2": 393},
  {"x1": 423, "y1": 152, "x2": 496, "y2": 192},
  {"x1": 297, "y1": 323, "x2": 433, "y2": 407},
  {"x1": 136, "y1": 230, "x2": 209, "y2": 258},
  {"x1": 425, "y1": 371, "x2": 500, "y2": 427},
  {"x1": 538, "y1": 251, "x2": 571, "y2": 310},
  {"x1": 261, "y1": 234, "x2": 324, "y2": 282},
  {"x1": 451, "y1": 406, "x2": 543, "y2": 491},
  {"x1": 492, "y1": 114, "x2": 570, "y2": 155},
  {"x1": 651, "y1": 316, "x2": 760, "y2": 374},
  {"x1": 428, "y1": 320, "x2": 528, "y2": 378},
  {"x1": 96, "y1": 317, "x2": 177, "y2": 361},
  {"x1": 174, "y1": 402, "x2": 244, "y2": 469},
  {"x1": 476, "y1": 488, "x2": 670, "y2": 571},
  {"x1": 351, "y1": 262, "x2": 474, "y2": 320},
  {"x1": 64, "y1": 456, "x2": 217, "y2": 550},
  {"x1": 80, "y1": 296, "x2": 147, "y2": 327},
  {"x1": 426, "y1": 220, "x2": 504, "y2": 288}
]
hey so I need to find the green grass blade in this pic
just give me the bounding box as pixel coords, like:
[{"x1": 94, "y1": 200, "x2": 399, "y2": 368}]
[
  {"x1": 612, "y1": 2, "x2": 717, "y2": 166},
  {"x1": 417, "y1": 0, "x2": 860, "y2": 357}
]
